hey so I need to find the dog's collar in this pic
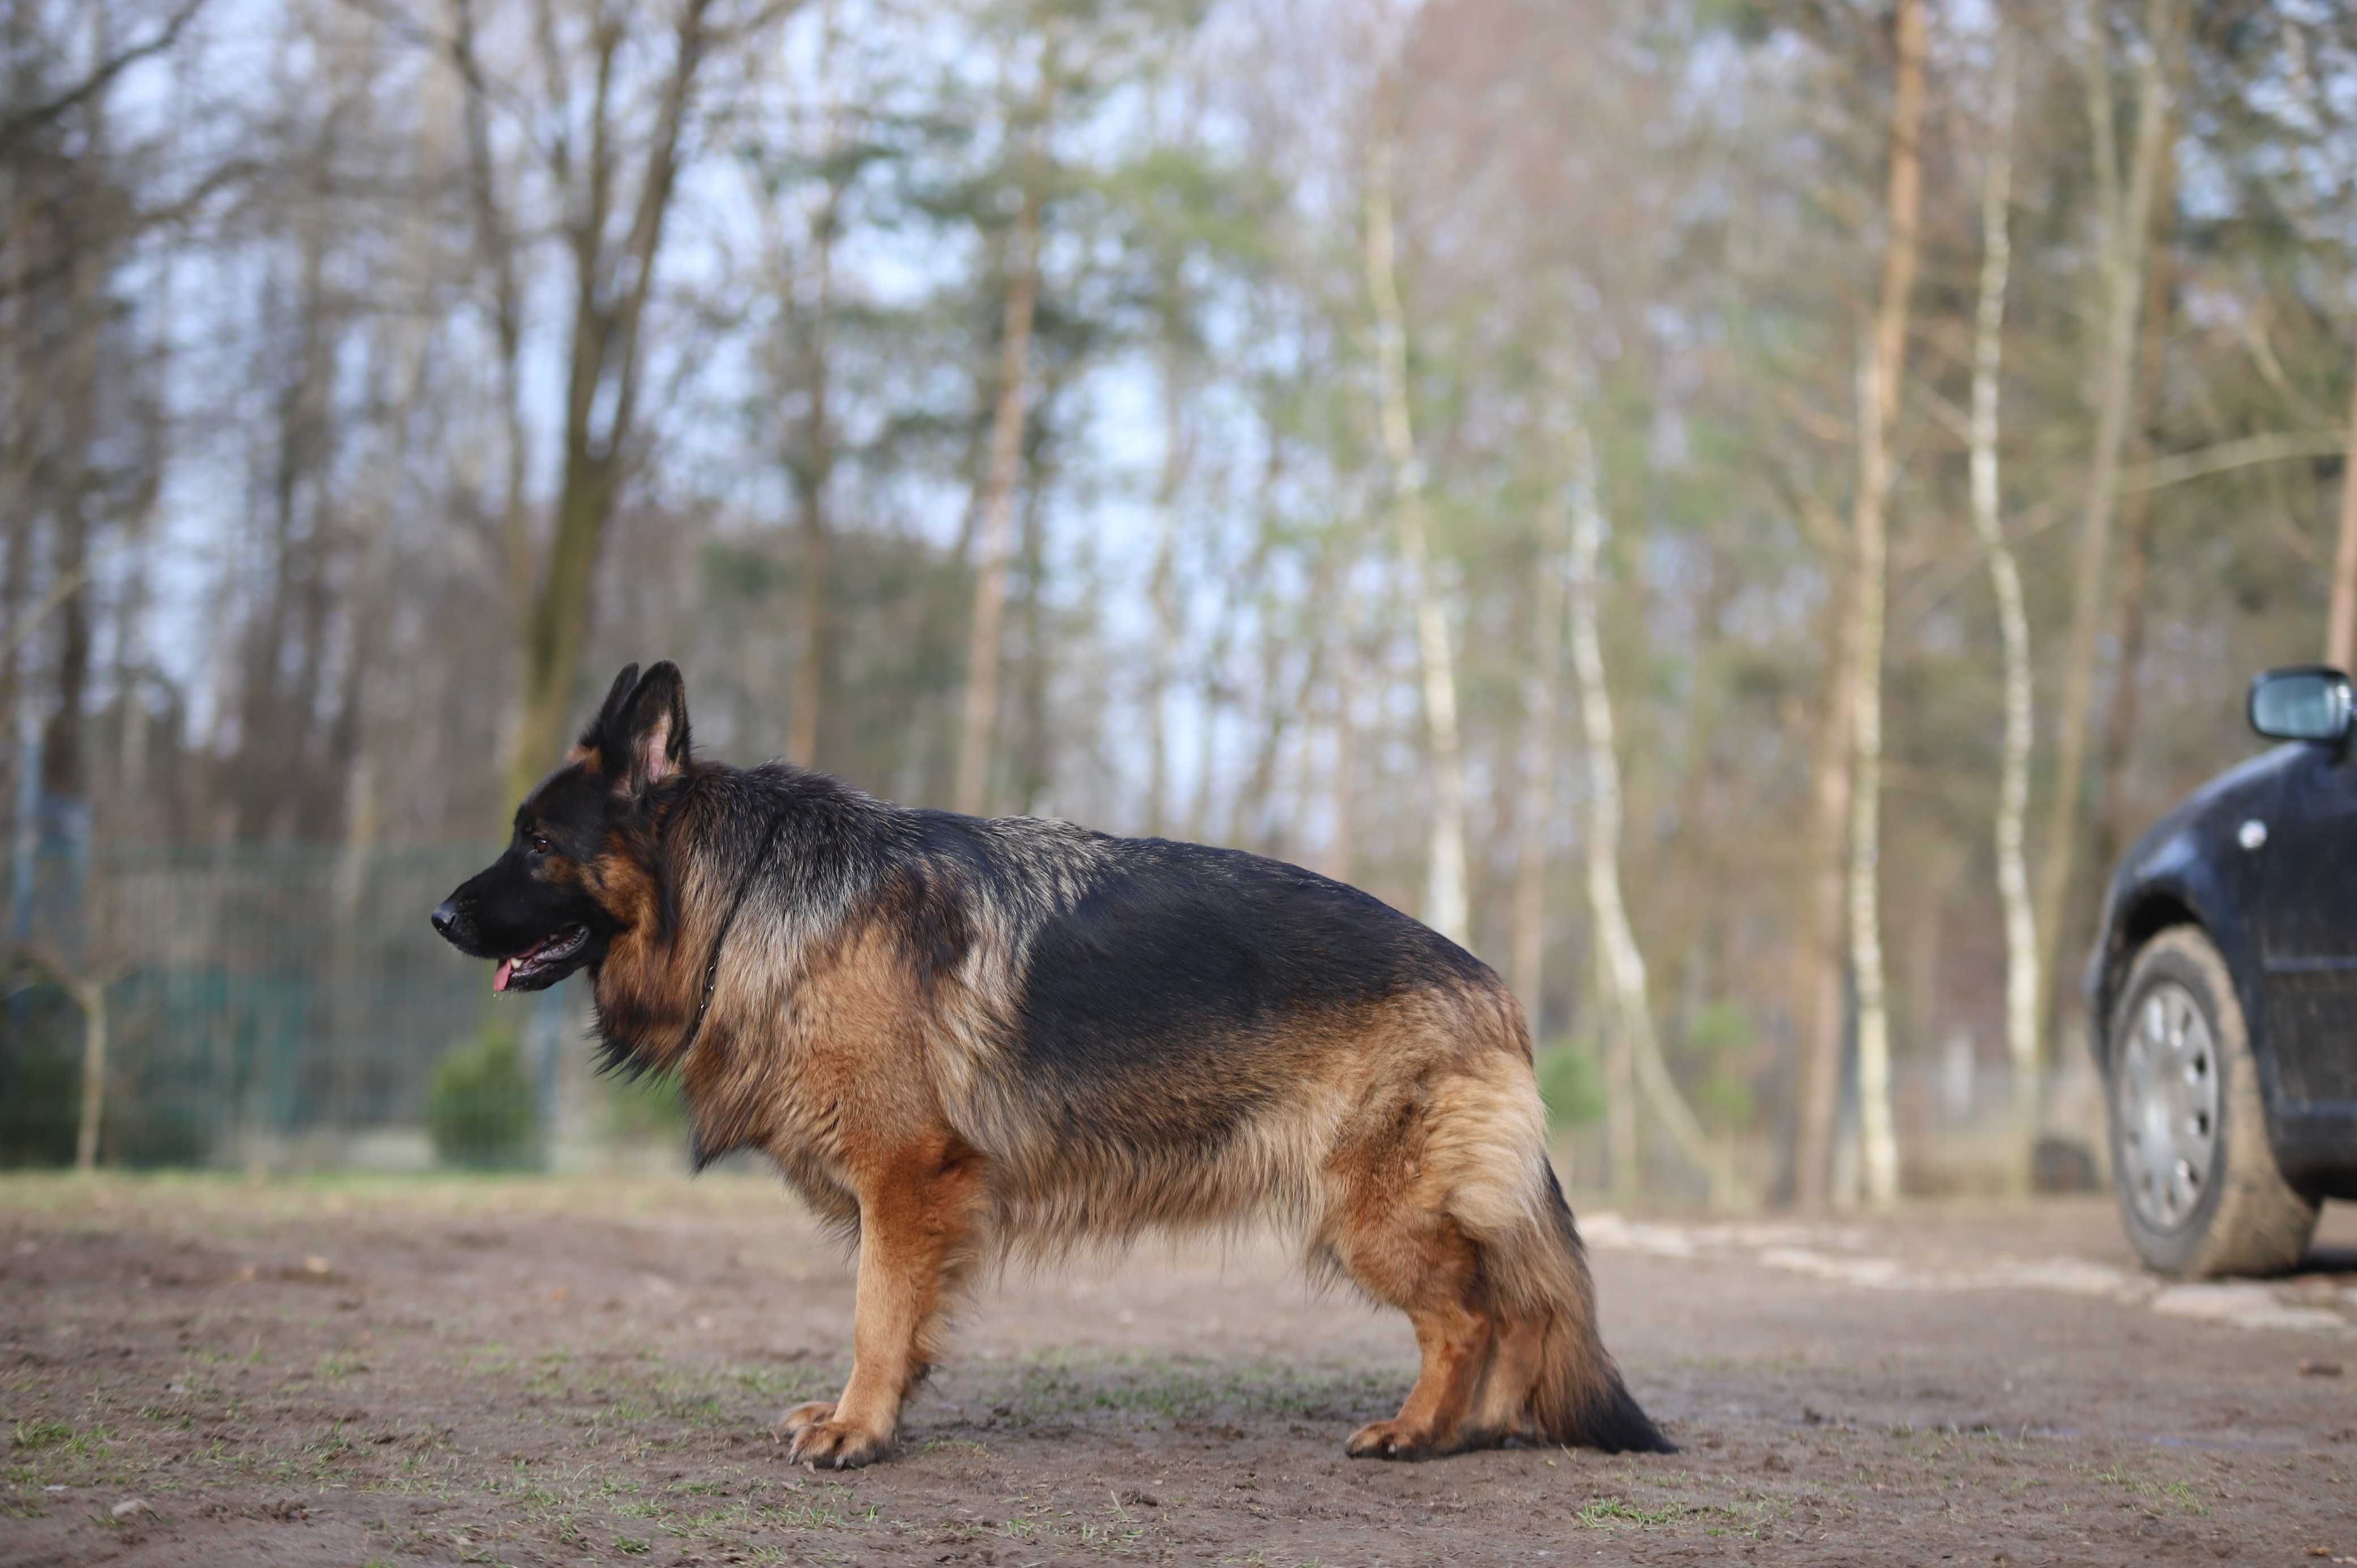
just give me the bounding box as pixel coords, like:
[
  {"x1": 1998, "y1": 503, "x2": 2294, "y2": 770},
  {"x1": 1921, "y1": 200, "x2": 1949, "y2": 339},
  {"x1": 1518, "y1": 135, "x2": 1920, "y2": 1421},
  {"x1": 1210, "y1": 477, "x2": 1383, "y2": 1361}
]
[{"x1": 676, "y1": 809, "x2": 788, "y2": 1058}]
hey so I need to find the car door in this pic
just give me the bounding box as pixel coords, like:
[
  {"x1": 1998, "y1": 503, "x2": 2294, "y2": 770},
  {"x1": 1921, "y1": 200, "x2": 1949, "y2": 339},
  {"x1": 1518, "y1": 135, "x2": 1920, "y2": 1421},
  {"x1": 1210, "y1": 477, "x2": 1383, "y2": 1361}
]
[{"x1": 2257, "y1": 741, "x2": 2357, "y2": 1110}]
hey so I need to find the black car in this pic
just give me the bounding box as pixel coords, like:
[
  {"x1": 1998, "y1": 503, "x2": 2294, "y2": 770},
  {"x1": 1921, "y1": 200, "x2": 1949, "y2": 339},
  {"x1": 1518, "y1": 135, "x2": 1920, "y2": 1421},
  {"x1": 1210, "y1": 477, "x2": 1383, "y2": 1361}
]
[{"x1": 2089, "y1": 666, "x2": 2357, "y2": 1276}]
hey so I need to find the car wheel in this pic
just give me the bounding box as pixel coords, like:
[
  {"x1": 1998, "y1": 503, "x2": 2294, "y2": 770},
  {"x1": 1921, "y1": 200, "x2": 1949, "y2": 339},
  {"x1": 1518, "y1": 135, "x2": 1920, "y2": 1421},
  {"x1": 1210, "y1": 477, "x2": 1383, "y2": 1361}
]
[{"x1": 2106, "y1": 926, "x2": 2318, "y2": 1278}]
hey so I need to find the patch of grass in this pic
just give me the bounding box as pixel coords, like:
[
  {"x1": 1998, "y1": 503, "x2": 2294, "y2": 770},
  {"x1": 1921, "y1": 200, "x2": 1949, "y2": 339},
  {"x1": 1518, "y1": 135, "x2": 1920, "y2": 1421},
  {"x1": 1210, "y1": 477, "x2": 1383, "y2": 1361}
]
[
  {"x1": 2090, "y1": 1463, "x2": 2210, "y2": 1516},
  {"x1": 11, "y1": 1419, "x2": 73, "y2": 1451},
  {"x1": 1577, "y1": 1496, "x2": 1688, "y2": 1528},
  {"x1": 613, "y1": 1535, "x2": 651, "y2": 1555},
  {"x1": 62, "y1": 1425, "x2": 115, "y2": 1461}
]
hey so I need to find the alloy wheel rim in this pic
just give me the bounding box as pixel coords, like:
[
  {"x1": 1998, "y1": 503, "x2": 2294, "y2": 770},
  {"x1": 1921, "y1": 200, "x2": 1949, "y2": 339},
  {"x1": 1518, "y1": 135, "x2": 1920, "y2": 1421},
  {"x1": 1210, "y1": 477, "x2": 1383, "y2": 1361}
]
[{"x1": 2115, "y1": 979, "x2": 2221, "y2": 1233}]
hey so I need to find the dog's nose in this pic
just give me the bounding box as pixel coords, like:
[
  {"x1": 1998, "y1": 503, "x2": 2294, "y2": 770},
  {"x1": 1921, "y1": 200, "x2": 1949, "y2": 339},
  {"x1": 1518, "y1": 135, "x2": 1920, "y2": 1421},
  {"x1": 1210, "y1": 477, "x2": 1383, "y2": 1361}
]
[{"x1": 431, "y1": 899, "x2": 462, "y2": 938}]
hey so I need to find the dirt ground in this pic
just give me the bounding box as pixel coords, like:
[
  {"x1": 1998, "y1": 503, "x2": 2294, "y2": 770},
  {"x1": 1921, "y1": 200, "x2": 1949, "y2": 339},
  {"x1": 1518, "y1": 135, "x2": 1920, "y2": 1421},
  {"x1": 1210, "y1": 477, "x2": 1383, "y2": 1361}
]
[{"x1": 5, "y1": 1174, "x2": 2355, "y2": 1567}]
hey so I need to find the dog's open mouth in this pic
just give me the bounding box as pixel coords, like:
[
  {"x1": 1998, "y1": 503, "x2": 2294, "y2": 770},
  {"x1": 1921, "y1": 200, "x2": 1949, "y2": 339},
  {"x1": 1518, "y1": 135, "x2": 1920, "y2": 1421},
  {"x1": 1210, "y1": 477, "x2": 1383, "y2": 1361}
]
[{"x1": 493, "y1": 925, "x2": 590, "y2": 992}]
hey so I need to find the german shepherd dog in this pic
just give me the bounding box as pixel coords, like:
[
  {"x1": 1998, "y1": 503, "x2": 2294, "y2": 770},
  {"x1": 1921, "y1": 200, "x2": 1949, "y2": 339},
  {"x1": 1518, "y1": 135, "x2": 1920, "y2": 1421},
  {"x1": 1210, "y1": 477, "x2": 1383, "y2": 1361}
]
[{"x1": 432, "y1": 662, "x2": 1670, "y2": 1468}]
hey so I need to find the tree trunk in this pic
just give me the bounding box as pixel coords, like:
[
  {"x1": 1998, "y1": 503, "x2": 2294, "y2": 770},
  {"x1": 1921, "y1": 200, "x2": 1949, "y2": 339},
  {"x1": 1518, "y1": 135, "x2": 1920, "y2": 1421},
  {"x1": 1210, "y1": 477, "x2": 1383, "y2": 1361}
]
[
  {"x1": 1511, "y1": 471, "x2": 1569, "y2": 1023},
  {"x1": 1364, "y1": 122, "x2": 1469, "y2": 945},
  {"x1": 1146, "y1": 309, "x2": 1188, "y2": 837},
  {"x1": 1845, "y1": 0, "x2": 1925, "y2": 1210},
  {"x1": 953, "y1": 172, "x2": 1042, "y2": 820},
  {"x1": 1567, "y1": 424, "x2": 1739, "y2": 1207},
  {"x1": 1012, "y1": 421, "x2": 1058, "y2": 816},
  {"x1": 786, "y1": 40, "x2": 846, "y2": 772},
  {"x1": 2329, "y1": 356, "x2": 2357, "y2": 671},
  {"x1": 451, "y1": 0, "x2": 532, "y2": 762},
  {"x1": 786, "y1": 183, "x2": 839, "y2": 770},
  {"x1": 501, "y1": 0, "x2": 714, "y2": 806},
  {"x1": 2034, "y1": 0, "x2": 2180, "y2": 1049},
  {"x1": 2087, "y1": 74, "x2": 2182, "y2": 1001},
  {"x1": 330, "y1": 65, "x2": 444, "y2": 1120},
  {"x1": 1235, "y1": 425, "x2": 1305, "y2": 852},
  {"x1": 1793, "y1": 556, "x2": 1855, "y2": 1211},
  {"x1": 1967, "y1": 72, "x2": 2041, "y2": 1195},
  {"x1": 1325, "y1": 578, "x2": 1363, "y2": 886}
]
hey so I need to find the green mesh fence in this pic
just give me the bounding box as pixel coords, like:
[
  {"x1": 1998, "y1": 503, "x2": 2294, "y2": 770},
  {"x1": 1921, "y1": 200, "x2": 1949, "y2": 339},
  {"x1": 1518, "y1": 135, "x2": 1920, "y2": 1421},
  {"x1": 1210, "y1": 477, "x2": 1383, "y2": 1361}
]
[{"x1": 0, "y1": 843, "x2": 556, "y2": 1169}]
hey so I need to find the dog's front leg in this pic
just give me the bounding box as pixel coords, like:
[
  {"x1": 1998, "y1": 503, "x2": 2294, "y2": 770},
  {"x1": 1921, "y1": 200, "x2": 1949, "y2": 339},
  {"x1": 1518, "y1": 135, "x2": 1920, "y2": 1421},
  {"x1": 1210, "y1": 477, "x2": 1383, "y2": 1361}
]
[{"x1": 782, "y1": 1136, "x2": 985, "y2": 1469}]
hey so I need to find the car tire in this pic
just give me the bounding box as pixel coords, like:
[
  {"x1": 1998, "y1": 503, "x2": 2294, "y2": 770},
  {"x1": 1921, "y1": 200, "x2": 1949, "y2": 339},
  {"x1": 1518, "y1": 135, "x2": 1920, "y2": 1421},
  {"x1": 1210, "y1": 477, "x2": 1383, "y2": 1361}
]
[{"x1": 2105, "y1": 926, "x2": 2318, "y2": 1278}]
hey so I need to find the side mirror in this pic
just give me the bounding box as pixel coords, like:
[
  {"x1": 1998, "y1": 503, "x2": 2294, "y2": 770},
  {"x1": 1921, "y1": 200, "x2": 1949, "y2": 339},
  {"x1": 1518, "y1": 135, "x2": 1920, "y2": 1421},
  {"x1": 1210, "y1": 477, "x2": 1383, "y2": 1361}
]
[{"x1": 2249, "y1": 666, "x2": 2352, "y2": 744}]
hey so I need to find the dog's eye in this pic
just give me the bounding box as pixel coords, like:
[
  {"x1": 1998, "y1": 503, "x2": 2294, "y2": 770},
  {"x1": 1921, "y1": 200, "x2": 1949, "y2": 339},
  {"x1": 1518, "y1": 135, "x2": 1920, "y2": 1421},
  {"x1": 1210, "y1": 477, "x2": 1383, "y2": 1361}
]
[{"x1": 527, "y1": 832, "x2": 553, "y2": 855}]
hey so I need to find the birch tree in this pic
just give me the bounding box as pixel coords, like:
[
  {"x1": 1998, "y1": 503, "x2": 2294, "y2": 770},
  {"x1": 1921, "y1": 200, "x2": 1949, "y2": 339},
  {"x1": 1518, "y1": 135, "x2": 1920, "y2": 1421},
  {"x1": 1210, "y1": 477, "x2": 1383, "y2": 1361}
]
[
  {"x1": 1510, "y1": 446, "x2": 1567, "y2": 1021},
  {"x1": 1364, "y1": 111, "x2": 1469, "y2": 945},
  {"x1": 1145, "y1": 265, "x2": 1192, "y2": 838},
  {"x1": 953, "y1": 39, "x2": 1053, "y2": 820},
  {"x1": 2086, "y1": 117, "x2": 2179, "y2": 907},
  {"x1": 1567, "y1": 424, "x2": 1739, "y2": 1207},
  {"x1": 1967, "y1": 56, "x2": 2041, "y2": 1193},
  {"x1": 1846, "y1": 0, "x2": 1925, "y2": 1209},
  {"x1": 1793, "y1": 552, "x2": 1855, "y2": 1210},
  {"x1": 2033, "y1": 0, "x2": 2182, "y2": 1041}
]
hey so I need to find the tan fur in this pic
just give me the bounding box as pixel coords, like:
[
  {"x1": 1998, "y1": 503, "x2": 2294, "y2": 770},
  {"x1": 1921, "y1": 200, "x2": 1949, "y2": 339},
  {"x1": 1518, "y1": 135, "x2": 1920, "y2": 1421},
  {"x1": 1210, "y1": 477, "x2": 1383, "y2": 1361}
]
[{"x1": 590, "y1": 884, "x2": 1641, "y2": 1467}]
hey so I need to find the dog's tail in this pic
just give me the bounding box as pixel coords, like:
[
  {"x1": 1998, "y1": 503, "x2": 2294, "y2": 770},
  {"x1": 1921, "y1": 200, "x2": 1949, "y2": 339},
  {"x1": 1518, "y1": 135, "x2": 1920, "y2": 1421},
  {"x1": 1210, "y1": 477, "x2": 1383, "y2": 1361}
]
[
  {"x1": 1439, "y1": 1014, "x2": 1673, "y2": 1453},
  {"x1": 1400, "y1": 988, "x2": 1674, "y2": 1453},
  {"x1": 1511, "y1": 1163, "x2": 1674, "y2": 1452}
]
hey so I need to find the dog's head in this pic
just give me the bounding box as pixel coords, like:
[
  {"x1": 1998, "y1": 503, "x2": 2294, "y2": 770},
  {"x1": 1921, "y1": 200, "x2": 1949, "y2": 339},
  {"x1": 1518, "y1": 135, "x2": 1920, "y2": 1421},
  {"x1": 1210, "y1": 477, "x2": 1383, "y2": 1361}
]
[{"x1": 431, "y1": 661, "x2": 692, "y2": 992}]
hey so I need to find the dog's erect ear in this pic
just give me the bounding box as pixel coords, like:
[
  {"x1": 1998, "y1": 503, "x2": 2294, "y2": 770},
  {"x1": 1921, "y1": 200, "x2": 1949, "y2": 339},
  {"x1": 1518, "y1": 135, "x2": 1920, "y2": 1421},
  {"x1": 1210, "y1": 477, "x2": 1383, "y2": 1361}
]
[
  {"x1": 578, "y1": 664, "x2": 642, "y2": 759},
  {"x1": 599, "y1": 661, "x2": 691, "y2": 797}
]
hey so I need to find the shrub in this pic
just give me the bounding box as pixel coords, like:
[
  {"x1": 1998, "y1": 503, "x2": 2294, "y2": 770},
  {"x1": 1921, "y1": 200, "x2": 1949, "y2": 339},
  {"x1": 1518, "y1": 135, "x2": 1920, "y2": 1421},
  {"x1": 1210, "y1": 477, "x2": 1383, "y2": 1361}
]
[
  {"x1": 0, "y1": 979, "x2": 213, "y2": 1168},
  {"x1": 1537, "y1": 1040, "x2": 1607, "y2": 1130},
  {"x1": 1681, "y1": 999, "x2": 1757, "y2": 1130},
  {"x1": 0, "y1": 985, "x2": 80, "y2": 1167},
  {"x1": 427, "y1": 1028, "x2": 540, "y2": 1170}
]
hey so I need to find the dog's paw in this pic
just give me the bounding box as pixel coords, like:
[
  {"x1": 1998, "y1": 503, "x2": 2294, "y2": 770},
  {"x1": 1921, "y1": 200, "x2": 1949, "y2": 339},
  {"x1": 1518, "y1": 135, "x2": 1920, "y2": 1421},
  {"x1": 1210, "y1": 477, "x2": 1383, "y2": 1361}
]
[
  {"x1": 787, "y1": 1416, "x2": 890, "y2": 1471},
  {"x1": 1345, "y1": 1418, "x2": 1435, "y2": 1462},
  {"x1": 775, "y1": 1400, "x2": 836, "y2": 1439}
]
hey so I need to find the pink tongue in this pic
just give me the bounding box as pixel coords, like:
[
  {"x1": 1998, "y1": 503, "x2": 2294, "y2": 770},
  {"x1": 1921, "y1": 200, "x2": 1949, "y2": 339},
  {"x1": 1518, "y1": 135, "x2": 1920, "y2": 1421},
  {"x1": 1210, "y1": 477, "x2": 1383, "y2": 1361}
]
[{"x1": 493, "y1": 958, "x2": 514, "y2": 992}]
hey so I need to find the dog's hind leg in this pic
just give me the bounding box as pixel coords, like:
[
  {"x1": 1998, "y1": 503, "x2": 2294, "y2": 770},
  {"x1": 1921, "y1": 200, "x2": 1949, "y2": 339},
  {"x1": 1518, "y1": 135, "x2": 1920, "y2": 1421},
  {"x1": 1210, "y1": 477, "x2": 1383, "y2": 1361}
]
[
  {"x1": 782, "y1": 1134, "x2": 987, "y2": 1469},
  {"x1": 1331, "y1": 1204, "x2": 1496, "y2": 1460}
]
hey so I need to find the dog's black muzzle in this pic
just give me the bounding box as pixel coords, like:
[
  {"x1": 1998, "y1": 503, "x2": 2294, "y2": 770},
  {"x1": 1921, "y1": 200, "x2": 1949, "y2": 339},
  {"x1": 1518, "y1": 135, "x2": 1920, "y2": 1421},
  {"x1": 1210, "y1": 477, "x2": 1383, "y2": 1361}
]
[{"x1": 430, "y1": 896, "x2": 482, "y2": 953}]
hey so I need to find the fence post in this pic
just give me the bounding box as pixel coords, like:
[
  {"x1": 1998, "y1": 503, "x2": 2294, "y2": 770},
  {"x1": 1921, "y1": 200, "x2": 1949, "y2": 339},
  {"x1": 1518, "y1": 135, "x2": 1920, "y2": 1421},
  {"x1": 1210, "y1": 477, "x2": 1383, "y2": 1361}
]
[{"x1": 74, "y1": 978, "x2": 107, "y2": 1171}]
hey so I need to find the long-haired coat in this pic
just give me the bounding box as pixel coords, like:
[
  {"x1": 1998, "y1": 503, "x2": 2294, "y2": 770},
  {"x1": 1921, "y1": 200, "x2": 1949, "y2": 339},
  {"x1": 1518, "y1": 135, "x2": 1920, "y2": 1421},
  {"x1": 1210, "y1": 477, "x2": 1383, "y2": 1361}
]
[{"x1": 432, "y1": 661, "x2": 1671, "y2": 1468}]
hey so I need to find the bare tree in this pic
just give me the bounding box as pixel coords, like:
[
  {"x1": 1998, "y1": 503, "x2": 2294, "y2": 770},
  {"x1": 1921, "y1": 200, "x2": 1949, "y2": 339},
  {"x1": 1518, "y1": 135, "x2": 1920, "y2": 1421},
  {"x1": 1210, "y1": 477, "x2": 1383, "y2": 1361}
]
[
  {"x1": 0, "y1": 0, "x2": 206, "y2": 160},
  {"x1": 1364, "y1": 107, "x2": 1469, "y2": 945},
  {"x1": 1844, "y1": 0, "x2": 1925, "y2": 1210},
  {"x1": 2033, "y1": 0, "x2": 2182, "y2": 1045},
  {"x1": 952, "y1": 80, "x2": 1046, "y2": 819},
  {"x1": 481, "y1": 0, "x2": 777, "y2": 804},
  {"x1": 2085, "y1": 48, "x2": 2184, "y2": 977},
  {"x1": 781, "y1": 10, "x2": 846, "y2": 770},
  {"x1": 1145, "y1": 279, "x2": 1191, "y2": 837},
  {"x1": 1567, "y1": 424, "x2": 1739, "y2": 1206},
  {"x1": 1967, "y1": 53, "x2": 2041, "y2": 1194},
  {"x1": 1510, "y1": 442, "x2": 1567, "y2": 1021},
  {"x1": 1793, "y1": 548, "x2": 1856, "y2": 1210}
]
